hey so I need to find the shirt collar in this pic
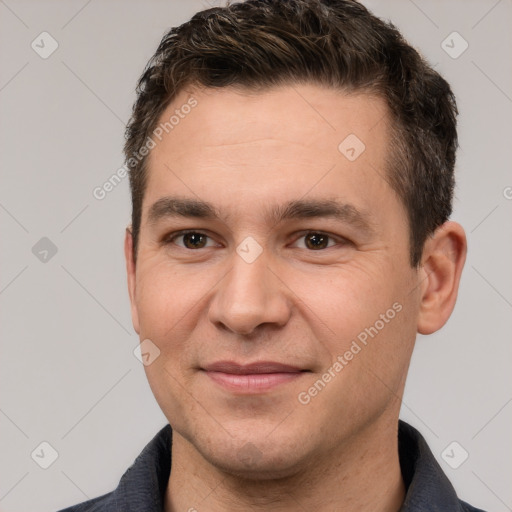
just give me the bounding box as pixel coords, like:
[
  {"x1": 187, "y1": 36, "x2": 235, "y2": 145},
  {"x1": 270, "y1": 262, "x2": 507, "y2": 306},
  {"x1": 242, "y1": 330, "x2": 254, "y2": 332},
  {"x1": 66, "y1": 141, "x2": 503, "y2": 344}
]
[{"x1": 397, "y1": 420, "x2": 464, "y2": 511}]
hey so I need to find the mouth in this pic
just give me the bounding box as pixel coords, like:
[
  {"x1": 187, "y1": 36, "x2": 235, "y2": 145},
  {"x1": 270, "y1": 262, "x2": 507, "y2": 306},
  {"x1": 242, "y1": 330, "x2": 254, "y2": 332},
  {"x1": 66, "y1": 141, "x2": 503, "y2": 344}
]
[{"x1": 201, "y1": 361, "x2": 309, "y2": 393}]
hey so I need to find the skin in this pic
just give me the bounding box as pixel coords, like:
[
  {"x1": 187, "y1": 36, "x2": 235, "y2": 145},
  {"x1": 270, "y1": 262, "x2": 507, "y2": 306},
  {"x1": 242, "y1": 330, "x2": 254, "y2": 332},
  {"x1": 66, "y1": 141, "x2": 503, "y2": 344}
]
[{"x1": 124, "y1": 83, "x2": 467, "y2": 511}]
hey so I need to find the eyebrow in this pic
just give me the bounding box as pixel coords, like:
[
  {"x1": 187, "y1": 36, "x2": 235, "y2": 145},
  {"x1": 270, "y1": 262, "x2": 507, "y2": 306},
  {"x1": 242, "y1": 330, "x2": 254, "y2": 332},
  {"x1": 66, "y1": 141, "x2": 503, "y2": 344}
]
[
  {"x1": 147, "y1": 196, "x2": 375, "y2": 234},
  {"x1": 147, "y1": 197, "x2": 220, "y2": 225}
]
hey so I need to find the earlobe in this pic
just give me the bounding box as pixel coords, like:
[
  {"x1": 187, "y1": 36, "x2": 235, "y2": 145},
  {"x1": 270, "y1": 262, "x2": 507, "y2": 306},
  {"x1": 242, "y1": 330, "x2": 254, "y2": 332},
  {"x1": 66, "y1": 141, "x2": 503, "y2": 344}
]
[
  {"x1": 124, "y1": 227, "x2": 140, "y2": 334},
  {"x1": 417, "y1": 221, "x2": 467, "y2": 335}
]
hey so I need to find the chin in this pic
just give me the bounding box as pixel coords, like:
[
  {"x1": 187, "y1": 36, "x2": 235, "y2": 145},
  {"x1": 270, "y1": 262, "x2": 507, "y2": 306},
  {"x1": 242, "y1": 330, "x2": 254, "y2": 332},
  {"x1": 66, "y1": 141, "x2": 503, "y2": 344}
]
[
  {"x1": 208, "y1": 450, "x2": 305, "y2": 481},
  {"x1": 194, "y1": 429, "x2": 310, "y2": 481}
]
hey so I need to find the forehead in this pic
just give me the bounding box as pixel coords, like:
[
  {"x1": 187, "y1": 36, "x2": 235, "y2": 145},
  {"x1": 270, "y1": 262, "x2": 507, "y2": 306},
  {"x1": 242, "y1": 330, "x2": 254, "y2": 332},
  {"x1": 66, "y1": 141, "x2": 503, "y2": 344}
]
[
  {"x1": 154, "y1": 83, "x2": 389, "y2": 153},
  {"x1": 143, "y1": 84, "x2": 395, "y2": 221}
]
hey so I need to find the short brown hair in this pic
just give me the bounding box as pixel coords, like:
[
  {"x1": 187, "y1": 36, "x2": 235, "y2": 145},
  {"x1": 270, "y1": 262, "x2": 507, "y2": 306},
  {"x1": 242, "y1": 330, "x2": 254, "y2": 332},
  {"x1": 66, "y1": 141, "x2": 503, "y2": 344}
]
[{"x1": 124, "y1": 0, "x2": 458, "y2": 266}]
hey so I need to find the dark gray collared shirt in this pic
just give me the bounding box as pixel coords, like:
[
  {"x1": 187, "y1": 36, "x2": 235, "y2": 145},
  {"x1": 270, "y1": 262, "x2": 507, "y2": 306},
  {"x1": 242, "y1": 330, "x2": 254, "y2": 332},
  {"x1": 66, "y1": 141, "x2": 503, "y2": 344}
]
[{"x1": 59, "y1": 421, "x2": 486, "y2": 511}]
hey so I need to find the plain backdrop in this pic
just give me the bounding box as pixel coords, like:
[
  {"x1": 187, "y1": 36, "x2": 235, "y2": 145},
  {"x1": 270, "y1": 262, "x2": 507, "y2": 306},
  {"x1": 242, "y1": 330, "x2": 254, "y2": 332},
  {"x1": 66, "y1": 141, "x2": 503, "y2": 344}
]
[{"x1": 0, "y1": 1, "x2": 511, "y2": 510}]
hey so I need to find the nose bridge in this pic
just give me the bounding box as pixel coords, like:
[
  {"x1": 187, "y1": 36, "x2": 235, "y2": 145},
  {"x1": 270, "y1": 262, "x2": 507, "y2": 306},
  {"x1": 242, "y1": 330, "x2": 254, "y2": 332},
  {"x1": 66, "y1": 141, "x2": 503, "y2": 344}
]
[{"x1": 208, "y1": 245, "x2": 290, "y2": 335}]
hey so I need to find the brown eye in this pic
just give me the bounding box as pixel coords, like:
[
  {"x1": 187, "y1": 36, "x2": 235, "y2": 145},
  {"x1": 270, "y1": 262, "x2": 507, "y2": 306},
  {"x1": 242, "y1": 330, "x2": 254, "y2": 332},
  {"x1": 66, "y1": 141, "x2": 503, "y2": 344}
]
[
  {"x1": 164, "y1": 230, "x2": 218, "y2": 251},
  {"x1": 182, "y1": 232, "x2": 208, "y2": 249},
  {"x1": 304, "y1": 233, "x2": 330, "y2": 250}
]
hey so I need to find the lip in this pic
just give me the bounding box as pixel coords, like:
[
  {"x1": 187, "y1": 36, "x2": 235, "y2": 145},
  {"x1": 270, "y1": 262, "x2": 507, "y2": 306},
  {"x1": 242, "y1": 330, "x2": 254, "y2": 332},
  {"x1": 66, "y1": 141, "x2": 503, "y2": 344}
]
[
  {"x1": 202, "y1": 361, "x2": 307, "y2": 393},
  {"x1": 203, "y1": 361, "x2": 303, "y2": 374}
]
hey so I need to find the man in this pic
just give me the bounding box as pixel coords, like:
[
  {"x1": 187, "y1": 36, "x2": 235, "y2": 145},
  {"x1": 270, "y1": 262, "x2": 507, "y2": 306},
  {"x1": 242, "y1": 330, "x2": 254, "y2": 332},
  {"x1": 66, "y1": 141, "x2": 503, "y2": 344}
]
[{"x1": 60, "y1": 0, "x2": 485, "y2": 510}]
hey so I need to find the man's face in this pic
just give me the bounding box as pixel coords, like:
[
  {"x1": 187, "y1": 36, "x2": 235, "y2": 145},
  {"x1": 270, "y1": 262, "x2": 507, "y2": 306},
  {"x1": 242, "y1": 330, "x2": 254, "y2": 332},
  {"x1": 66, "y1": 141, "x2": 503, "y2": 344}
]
[{"x1": 126, "y1": 84, "x2": 423, "y2": 477}]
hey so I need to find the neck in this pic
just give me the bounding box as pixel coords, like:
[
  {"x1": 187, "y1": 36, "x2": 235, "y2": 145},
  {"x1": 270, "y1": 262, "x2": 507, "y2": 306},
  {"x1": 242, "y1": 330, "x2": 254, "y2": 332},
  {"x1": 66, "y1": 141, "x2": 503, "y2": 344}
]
[{"x1": 165, "y1": 415, "x2": 405, "y2": 512}]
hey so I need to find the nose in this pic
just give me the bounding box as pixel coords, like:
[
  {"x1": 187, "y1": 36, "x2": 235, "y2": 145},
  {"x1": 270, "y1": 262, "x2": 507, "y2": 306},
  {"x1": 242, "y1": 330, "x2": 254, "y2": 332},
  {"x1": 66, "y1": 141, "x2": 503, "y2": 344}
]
[{"x1": 207, "y1": 249, "x2": 292, "y2": 336}]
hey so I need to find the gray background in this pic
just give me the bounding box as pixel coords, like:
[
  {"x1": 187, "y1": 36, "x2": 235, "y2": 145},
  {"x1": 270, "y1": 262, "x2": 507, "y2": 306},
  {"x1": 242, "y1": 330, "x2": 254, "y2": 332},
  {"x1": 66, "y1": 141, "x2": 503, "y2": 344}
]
[{"x1": 0, "y1": 0, "x2": 511, "y2": 510}]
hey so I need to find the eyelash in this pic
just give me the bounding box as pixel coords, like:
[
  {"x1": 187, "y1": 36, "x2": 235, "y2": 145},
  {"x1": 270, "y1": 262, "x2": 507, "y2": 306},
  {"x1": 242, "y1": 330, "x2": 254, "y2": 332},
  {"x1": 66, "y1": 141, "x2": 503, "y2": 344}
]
[
  {"x1": 163, "y1": 230, "x2": 350, "y2": 250},
  {"x1": 163, "y1": 230, "x2": 219, "y2": 249}
]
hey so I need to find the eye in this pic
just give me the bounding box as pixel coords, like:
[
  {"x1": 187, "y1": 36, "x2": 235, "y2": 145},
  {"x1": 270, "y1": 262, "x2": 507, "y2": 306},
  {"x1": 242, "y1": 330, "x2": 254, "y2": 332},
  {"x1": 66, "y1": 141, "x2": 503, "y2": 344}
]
[
  {"x1": 166, "y1": 231, "x2": 217, "y2": 249},
  {"x1": 292, "y1": 232, "x2": 340, "y2": 250}
]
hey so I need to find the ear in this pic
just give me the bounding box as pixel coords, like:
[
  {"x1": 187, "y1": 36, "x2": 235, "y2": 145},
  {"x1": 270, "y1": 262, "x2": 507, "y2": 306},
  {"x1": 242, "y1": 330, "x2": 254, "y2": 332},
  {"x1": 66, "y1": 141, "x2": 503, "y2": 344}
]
[
  {"x1": 417, "y1": 221, "x2": 467, "y2": 335},
  {"x1": 124, "y1": 226, "x2": 140, "y2": 334}
]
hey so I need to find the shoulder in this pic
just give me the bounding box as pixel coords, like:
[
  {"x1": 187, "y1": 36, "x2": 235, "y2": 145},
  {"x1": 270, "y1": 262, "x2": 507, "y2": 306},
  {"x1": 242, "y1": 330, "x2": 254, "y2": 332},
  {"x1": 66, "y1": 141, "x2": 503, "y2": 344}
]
[
  {"x1": 57, "y1": 424, "x2": 172, "y2": 511},
  {"x1": 459, "y1": 500, "x2": 488, "y2": 512},
  {"x1": 398, "y1": 421, "x2": 489, "y2": 512},
  {"x1": 57, "y1": 492, "x2": 114, "y2": 511}
]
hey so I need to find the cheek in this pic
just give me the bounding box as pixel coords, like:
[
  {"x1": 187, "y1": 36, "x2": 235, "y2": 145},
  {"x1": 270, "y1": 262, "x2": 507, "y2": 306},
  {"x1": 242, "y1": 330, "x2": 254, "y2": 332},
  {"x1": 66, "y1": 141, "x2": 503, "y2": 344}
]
[
  {"x1": 284, "y1": 257, "x2": 418, "y2": 399},
  {"x1": 134, "y1": 261, "x2": 207, "y2": 419},
  {"x1": 284, "y1": 260, "x2": 400, "y2": 341},
  {"x1": 134, "y1": 259, "x2": 203, "y2": 341},
  {"x1": 288, "y1": 263, "x2": 416, "y2": 441}
]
